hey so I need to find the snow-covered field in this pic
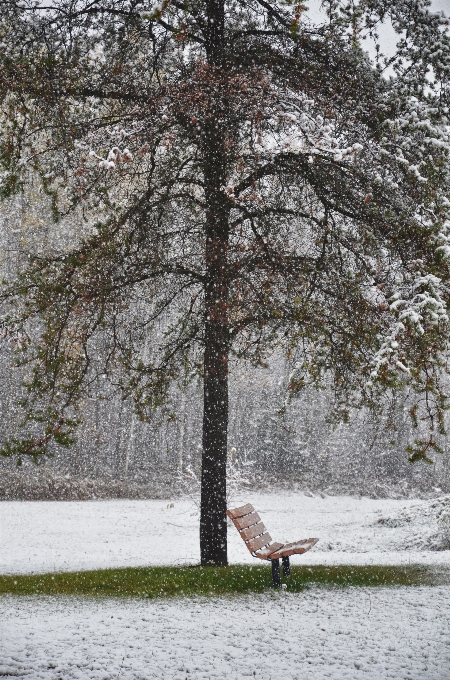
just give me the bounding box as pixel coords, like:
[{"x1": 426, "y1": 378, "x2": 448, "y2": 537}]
[
  {"x1": 1, "y1": 493, "x2": 449, "y2": 574},
  {"x1": 2, "y1": 588, "x2": 450, "y2": 679},
  {"x1": 1, "y1": 493, "x2": 450, "y2": 679}
]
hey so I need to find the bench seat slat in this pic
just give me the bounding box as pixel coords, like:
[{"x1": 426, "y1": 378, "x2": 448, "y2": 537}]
[
  {"x1": 231, "y1": 511, "x2": 261, "y2": 531},
  {"x1": 226, "y1": 503, "x2": 255, "y2": 520},
  {"x1": 254, "y1": 542, "x2": 285, "y2": 560},
  {"x1": 269, "y1": 538, "x2": 319, "y2": 559},
  {"x1": 239, "y1": 521, "x2": 267, "y2": 542},
  {"x1": 245, "y1": 532, "x2": 272, "y2": 553}
]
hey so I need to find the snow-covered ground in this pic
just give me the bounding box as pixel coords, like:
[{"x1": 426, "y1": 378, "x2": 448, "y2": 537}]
[
  {"x1": 1, "y1": 588, "x2": 450, "y2": 679},
  {"x1": 1, "y1": 493, "x2": 449, "y2": 574},
  {"x1": 1, "y1": 493, "x2": 450, "y2": 679}
]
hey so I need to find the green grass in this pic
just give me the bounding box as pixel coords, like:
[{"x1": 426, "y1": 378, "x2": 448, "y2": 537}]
[{"x1": 1, "y1": 564, "x2": 448, "y2": 599}]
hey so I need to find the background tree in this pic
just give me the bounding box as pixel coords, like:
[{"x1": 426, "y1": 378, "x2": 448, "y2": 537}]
[{"x1": 1, "y1": 0, "x2": 450, "y2": 565}]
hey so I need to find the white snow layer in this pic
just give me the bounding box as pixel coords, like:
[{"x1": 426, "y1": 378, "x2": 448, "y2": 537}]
[
  {"x1": 1, "y1": 493, "x2": 449, "y2": 575},
  {"x1": 1, "y1": 493, "x2": 450, "y2": 679},
  {"x1": 1, "y1": 589, "x2": 449, "y2": 679}
]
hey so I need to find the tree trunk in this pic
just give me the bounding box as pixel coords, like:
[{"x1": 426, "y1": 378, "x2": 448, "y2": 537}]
[
  {"x1": 200, "y1": 258, "x2": 229, "y2": 565},
  {"x1": 199, "y1": 0, "x2": 229, "y2": 566},
  {"x1": 200, "y1": 158, "x2": 230, "y2": 566}
]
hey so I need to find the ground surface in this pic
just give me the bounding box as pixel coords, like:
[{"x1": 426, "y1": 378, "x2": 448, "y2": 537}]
[
  {"x1": 1, "y1": 493, "x2": 449, "y2": 679},
  {"x1": 2, "y1": 588, "x2": 450, "y2": 679}
]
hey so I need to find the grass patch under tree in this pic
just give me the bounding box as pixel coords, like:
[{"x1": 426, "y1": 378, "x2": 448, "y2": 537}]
[{"x1": 1, "y1": 564, "x2": 449, "y2": 599}]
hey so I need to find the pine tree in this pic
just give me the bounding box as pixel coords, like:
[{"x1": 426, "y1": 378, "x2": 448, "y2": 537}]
[{"x1": 1, "y1": 0, "x2": 450, "y2": 564}]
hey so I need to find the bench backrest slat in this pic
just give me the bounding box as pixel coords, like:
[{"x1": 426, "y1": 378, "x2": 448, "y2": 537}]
[
  {"x1": 239, "y1": 521, "x2": 267, "y2": 542},
  {"x1": 245, "y1": 532, "x2": 272, "y2": 553},
  {"x1": 231, "y1": 510, "x2": 261, "y2": 531},
  {"x1": 227, "y1": 504, "x2": 274, "y2": 555},
  {"x1": 227, "y1": 503, "x2": 254, "y2": 519}
]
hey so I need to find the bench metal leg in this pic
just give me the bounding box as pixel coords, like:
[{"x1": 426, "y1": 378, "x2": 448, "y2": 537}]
[
  {"x1": 282, "y1": 556, "x2": 290, "y2": 577},
  {"x1": 271, "y1": 558, "x2": 281, "y2": 587}
]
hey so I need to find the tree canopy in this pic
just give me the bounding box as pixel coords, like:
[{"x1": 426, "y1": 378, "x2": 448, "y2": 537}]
[{"x1": 1, "y1": 0, "x2": 450, "y2": 563}]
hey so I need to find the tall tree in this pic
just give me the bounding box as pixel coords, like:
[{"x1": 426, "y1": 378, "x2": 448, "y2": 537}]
[{"x1": 1, "y1": 0, "x2": 450, "y2": 565}]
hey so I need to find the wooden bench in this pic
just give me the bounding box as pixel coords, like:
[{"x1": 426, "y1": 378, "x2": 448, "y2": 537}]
[{"x1": 227, "y1": 503, "x2": 319, "y2": 586}]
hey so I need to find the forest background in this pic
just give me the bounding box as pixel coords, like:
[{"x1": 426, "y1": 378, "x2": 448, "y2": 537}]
[{"x1": 1, "y1": 187, "x2": 449, "y2": 501}]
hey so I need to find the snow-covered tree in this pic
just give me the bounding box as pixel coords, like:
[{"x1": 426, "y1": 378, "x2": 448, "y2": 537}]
[{"x1": 1, "y1": 0, "x2": 450, "y2": 565}]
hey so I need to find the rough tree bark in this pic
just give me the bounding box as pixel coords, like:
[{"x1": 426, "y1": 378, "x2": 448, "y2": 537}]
[
  {"x1": 200, "y1": 0, "x2": 229, "y2": 565},
  {"x1": 201, "y1": 228, "x2": 229, "y2": 566}
]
